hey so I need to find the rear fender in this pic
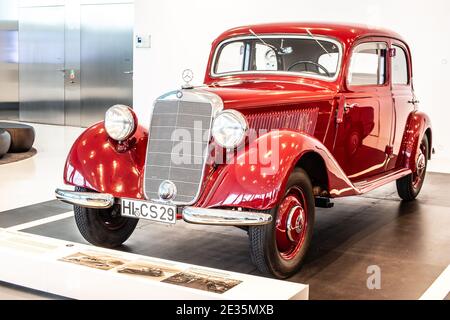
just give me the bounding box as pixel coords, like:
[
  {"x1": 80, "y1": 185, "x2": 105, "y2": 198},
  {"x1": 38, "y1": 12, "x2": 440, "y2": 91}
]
[
  {"x1": 64, "y1": 122, "x2": 148, "y2": 199},
  {"x1": 196, "y1": 130, "x2": 358, "y2": 211},
  {"x1": 396, "y1": 111, "x2": 432, "y2": 170}
]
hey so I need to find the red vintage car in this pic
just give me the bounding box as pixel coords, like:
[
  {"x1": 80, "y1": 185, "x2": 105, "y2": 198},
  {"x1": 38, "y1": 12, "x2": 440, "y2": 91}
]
[{"x1": 56, "y1": 23, "x2": 432, "y2": 278}]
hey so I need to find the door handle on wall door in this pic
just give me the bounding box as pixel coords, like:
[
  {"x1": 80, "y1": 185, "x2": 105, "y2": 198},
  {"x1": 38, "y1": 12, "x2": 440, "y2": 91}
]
[{"x1": 123, "y1": 70, "x2": 133, "y2": 74}]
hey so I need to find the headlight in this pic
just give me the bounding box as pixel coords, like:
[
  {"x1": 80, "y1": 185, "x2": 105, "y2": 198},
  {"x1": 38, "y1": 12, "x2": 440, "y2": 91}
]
[
  {"x1": 212, "y1": 110, "x2": 248, "y2": 149},
  {"x1": 104, "y1": 105, "x2": 136, "y2": 141}
]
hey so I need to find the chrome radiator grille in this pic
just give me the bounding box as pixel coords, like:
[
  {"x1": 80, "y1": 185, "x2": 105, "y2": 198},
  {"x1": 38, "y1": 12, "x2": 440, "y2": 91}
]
[{"x1": 144, "y1": 97, "x2": 213, "y2": 204}]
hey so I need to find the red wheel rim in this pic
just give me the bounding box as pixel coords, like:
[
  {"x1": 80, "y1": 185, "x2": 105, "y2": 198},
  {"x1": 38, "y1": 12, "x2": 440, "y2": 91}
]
[
  {"x1": 275, "y1": 187, "x2": 308, "y2": 261},
  {"x1": 412, "y1": 142, "x2": 427, "y2": 190}
]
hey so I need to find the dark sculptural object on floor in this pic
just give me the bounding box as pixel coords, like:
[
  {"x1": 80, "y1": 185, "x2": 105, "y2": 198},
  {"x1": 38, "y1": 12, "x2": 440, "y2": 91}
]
[
  {"x1": 0, "y1": 129, "x2": 12, "y2": 158},
  {"x1": 0, "y1": 122, "x2": 35, "y2": 153}
]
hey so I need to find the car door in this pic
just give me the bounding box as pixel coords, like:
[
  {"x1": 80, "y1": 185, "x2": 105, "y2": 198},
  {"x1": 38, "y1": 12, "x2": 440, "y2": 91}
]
[
  {"x1": 385, "y1": 40, "x2": 416, "y2": 171},
  {"x1": 334, "y1": 39, "x2": 393, "y2": 181}
]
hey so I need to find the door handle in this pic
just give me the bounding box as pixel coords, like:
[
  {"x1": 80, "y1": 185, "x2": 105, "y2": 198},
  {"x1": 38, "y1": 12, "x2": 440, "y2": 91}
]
[
  {"x1": 57, "y1": 68, "x2": 66, "y2": 73},
  {"x1": 123, "y1": 70, "x2": 134, "y2": 75},
  {"x1": 344, "y1": 103, "x2": 359, "y2": 113}
]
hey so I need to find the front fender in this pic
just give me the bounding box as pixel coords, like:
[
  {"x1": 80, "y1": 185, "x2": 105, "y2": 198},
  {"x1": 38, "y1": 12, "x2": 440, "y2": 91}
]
[
  {"x1": 396, "y1": 111, "x2": 432, "y2": 170},
  {"x1": 196, "y1": 130, "x2": 358, "y2": 211},
  {"x1": 64, "y1": 122, "x2": 148, "y2": 199}
]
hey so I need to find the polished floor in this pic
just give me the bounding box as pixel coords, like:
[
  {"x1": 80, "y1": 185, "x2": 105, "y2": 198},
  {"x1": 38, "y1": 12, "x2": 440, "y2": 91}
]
[{"x1": 0, "y1": 123, "x2": 449, "y2": 299}]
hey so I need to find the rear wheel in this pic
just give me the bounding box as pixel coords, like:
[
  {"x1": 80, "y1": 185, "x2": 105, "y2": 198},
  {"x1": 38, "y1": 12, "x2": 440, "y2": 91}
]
[
  {"x1": 74, "y1": 187, "x2": 138, "y2": 248},
  {"x1": 248, "y1": 168, "x2": 315, "y2": 279},
  {"x1": 396, "y1": 135, "x2": 429, "y2": 201}
]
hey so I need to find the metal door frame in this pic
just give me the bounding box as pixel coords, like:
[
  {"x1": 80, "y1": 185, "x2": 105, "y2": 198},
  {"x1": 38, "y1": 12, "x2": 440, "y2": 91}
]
[
  {"x1": 18, "y1": 0, "x2": 134, "y2": 127},
  {"x1": 18, "y1": 4, "x2": 66, "y2": 125}
]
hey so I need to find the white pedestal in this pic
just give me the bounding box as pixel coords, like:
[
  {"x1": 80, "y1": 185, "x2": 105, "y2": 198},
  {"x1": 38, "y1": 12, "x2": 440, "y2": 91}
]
[{"x1": 0, "y1": 228, "x2": 308, "y2": 300}]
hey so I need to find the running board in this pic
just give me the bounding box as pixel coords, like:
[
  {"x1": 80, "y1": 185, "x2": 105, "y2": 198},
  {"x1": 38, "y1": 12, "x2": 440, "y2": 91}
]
[{"x1": 353, "y1": 168, "x2": 412, "y2": 195}]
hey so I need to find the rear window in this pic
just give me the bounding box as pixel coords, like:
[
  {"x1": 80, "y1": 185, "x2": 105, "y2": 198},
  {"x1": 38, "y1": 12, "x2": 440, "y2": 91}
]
[{"x1": 392, "y1": 45, "x2": 409, "y2": 85}]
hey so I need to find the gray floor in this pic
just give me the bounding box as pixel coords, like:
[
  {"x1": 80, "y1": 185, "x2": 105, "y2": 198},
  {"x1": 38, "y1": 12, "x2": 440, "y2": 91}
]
[{"x1": 1, "y1": 172, "x2": 449, "y2": 300}]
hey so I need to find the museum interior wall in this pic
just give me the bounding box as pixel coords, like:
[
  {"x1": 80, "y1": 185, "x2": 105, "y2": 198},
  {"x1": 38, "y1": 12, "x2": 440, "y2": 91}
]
[
  {"x1": 133, "y1": 0, "x2": 450, "y2": 171},
  {"x1": 0, "y1": 0, "x2": 134, "y2": 127}
]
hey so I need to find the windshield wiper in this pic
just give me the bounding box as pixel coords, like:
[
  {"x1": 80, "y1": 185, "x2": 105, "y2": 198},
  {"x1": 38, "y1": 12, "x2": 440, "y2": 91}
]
[
  {"x1": 249, "y1": 29, "x2": 278, "y2": 52},
  {"x1": 306, "y1": 29, "x2": 331, "y2": 57},
  {"x1": 248, "y1": 29, "x2": 285, "y2": 55},
  {"x1": 249, "y1": 29, "x2": 293, "y2": 55}
]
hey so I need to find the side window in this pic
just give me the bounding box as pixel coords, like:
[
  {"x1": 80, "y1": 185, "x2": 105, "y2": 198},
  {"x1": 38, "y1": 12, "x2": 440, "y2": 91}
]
[
  {"x1": 392, "y1": 45, "x2": 409, "y2": 85},
  {"x1": 348, "y1": 42, "x2": 387, "y2": 86},
  {"x1": 215, "y1": 41, "x2": 245, "y2": 74}
]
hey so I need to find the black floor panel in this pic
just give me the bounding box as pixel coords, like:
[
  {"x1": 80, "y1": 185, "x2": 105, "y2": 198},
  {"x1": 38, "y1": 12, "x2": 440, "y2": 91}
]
[
  {"x1": 0, "y1": 200, "x2": 72, "y2": 228},
  {"x1": 21, "y1": 217, "x2": 86, "y2": 244}
]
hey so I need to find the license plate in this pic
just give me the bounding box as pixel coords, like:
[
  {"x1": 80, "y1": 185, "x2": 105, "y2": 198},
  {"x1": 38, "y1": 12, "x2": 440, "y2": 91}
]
[{"x1": 120, "y1": 198, "x2": 176, "y2": 224}]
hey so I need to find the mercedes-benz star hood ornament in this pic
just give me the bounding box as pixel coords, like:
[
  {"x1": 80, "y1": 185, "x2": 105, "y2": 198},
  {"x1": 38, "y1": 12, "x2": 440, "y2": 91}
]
[{"x1": 181, "y1": 69, "x2": 194, "y2": 89}]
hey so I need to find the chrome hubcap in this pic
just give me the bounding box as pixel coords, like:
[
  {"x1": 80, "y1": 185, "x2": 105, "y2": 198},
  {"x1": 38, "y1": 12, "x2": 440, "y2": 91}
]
[
  {"x1": 286, "y1": 205, "x2": 304, "y2": 242},
  {"x1": 413, "y1": 143, "x2": 427, "y2": 189},
  {"x1": 275, "y1": 188, "x2": 308, "y2": 261},
  {"x1": 417, "y1": 152, "x2": 426, "y2": 173}
]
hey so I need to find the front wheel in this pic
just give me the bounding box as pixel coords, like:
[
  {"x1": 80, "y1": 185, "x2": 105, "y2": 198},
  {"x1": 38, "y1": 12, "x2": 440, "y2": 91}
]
[
  {"x1": 248, "y1": 168, "x2": 315, "y2": 279},
  {"x1": 74, "y1": 187, "x2": 138, "y2": 248},
  {"x1": 396, "y1": 135, "x2": 429, "y2": 201}
]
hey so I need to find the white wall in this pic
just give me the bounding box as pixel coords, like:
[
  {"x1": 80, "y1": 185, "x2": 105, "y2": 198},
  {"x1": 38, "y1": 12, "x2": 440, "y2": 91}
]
[
  {"x1": 0, "y1": 0, "x2": 18, "y2": 21},
  {"x1": 134, "y1": 0, "x2": 450, "y2": 172}
]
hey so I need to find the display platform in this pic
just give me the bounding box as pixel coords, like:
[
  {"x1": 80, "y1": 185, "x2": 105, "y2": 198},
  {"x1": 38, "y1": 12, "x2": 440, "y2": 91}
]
[
  {"x1": 0, "y1": 228, "x2": 308, "y2": 300},
  {"x1": 420, "y1": 265, "x2": 450, "y2": 300}
]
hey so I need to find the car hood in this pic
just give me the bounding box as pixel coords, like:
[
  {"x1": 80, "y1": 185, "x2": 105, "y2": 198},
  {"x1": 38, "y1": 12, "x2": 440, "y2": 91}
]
[{"x1": 202, "y1": 79, "x2": 337, "y2": 111}]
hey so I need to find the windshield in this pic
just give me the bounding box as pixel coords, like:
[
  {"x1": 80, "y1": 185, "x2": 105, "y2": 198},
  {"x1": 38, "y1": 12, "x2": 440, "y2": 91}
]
[{"x1": 213, "y1": 36, "x2": 342, "y2": 80}]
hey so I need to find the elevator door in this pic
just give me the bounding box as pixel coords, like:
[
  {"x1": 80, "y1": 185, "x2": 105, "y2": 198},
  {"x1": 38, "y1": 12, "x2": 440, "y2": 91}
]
[
  {"x1": 0, "y1": 23, "x2": 18, "y2": 120},
  {"x1": 80, "y1": 3, "x2": 134, "y2": 127},
  {"x1": 19, "y1": 6, "x2": 65, "y2": 125}
]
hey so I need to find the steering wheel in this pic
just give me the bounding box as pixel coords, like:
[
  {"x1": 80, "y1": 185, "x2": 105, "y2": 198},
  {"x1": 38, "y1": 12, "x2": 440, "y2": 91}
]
[{"x1": 287, "y1": 60, "x2": 331, "y2": 77}]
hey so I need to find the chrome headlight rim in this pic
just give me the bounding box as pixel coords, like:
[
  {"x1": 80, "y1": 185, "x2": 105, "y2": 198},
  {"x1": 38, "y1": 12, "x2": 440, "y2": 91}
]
[
  {"x1": 104, "y1": 104, "x2": 136, "y2": 142},
  {"x1": 212, "y1": 109, "x2": 248, "y2": 149}
]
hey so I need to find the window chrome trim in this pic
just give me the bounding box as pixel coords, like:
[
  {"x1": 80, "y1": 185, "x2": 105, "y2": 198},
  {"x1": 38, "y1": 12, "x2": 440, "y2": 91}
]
[
  {"x1": 143, "y1": 88, "x2": 223, "y2": 206},
  {"x1": 210, "y1": 34, "x2": 343, "y2": 82}
]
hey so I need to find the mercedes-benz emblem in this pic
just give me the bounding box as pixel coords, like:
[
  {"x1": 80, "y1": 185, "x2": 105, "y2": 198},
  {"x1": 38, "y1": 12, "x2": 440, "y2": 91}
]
[{"x1": 182, "y1": 69, "x2": 194, "y2": 88}]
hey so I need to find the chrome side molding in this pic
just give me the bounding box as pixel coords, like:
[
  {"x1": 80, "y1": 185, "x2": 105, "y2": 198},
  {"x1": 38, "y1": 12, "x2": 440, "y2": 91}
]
[
  {"x1": 55, "y1": 189, "x2": 114, "y2": 209},
  {"x1": 182, "y1": 207, "x2": 272, "y2": 226}
]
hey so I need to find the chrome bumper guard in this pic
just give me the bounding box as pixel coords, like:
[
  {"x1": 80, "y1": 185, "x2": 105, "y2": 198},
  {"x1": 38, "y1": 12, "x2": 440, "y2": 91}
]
[
  {"x1": 55, "y1": 189, "x2": 114, "y2": 209},
  {"x1": 182, "y1": 207, "x2": 272, "y2": 226}
]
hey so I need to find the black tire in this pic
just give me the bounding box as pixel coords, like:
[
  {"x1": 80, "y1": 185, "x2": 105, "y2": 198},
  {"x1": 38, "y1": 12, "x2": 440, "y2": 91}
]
[
  {"x1": 248, "y1": 168, "x2": 315, "y2": 279},
  {"x1": 74, "y1": 187, "x2": 138, "y2": 248},
  {"x1": 396, "y1": 135, "x2": 429, "y2": 201}
]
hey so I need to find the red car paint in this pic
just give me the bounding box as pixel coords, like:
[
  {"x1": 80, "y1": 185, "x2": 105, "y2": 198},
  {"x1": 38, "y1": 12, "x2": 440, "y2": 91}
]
[
  {"x1": 64, "y1": 23, "x2": 432, "y2": 214},
  {"x1": 64, "y1": 123, "x2": 148, "y2": 200}
]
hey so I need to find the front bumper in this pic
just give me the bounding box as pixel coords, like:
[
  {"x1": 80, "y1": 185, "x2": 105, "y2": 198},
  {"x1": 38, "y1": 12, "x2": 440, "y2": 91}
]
[
  {"x1": 182, "y1": 207, "x2": 272, "y2": 226},
  {"x1": 55, "y1": 189, "x2": 114, "y2": 209},
  {"x1": 55, "y1": 189, "x2": 272, "y2": 226}
]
